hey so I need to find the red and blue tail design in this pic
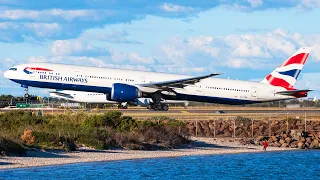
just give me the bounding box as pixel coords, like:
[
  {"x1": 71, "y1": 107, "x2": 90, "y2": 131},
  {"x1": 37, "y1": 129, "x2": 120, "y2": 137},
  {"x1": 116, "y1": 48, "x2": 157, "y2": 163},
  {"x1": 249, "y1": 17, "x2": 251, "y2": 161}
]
[{"x1": 261, "y1": 47, "x2": 312, "y2": 90}]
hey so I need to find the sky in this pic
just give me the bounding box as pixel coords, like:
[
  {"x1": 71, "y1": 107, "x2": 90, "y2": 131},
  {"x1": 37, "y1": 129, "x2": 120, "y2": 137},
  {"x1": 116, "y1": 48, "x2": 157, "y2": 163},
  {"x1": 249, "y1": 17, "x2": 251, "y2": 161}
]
[{"x1": 0, "y1": 0, "x2": 320, "y2": 98}]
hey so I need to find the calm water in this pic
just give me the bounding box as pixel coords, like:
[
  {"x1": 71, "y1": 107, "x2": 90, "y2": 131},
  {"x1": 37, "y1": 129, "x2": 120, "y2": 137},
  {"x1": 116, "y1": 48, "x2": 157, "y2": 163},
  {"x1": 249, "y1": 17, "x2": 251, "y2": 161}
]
[{"x1": 1, "y1": 150, "x2": 320, "y2": 180}]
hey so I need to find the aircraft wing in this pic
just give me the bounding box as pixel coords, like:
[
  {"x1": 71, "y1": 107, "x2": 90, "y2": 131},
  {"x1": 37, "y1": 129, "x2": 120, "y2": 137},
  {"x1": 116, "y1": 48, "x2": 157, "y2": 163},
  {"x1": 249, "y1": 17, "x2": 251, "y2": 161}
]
[
  {"x1": 139, "y1": 73, "x2": 221, "y2": 89},
  {"x1": 275, "y1": 89, "x2": 312, "y2": 96}
]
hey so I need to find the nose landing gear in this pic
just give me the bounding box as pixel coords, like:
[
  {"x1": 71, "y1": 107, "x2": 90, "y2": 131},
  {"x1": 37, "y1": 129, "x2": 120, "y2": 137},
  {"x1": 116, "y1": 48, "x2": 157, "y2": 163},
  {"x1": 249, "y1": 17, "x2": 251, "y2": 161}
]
[{"x1": 23, "y1": 85, "x2": 29, "y2": 103}]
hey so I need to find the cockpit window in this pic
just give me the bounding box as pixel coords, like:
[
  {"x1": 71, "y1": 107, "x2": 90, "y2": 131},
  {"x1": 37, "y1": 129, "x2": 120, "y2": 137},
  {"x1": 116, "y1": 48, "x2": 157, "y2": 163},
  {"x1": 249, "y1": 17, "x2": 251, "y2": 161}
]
[{"x1": 9, "y1": 68, "x2": 17, "y2": 71}]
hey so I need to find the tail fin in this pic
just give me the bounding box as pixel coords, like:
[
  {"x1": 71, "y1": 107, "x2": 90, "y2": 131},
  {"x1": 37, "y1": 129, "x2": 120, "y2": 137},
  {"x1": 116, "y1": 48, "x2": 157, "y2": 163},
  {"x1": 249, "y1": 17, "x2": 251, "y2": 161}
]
[{"x1": 261, "y1": 47, "x2": 312, "y2": 90}]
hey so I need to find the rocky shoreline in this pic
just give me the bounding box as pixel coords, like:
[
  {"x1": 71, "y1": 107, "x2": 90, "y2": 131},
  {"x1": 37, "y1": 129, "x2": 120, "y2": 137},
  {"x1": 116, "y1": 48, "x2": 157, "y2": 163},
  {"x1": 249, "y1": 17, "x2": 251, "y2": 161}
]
[
  {"x1": 185, "y1": 119, "x2": 320, "y2": 149},
  {"x1": 0, "y1": 137, "x2": 292, "y2": 170}
]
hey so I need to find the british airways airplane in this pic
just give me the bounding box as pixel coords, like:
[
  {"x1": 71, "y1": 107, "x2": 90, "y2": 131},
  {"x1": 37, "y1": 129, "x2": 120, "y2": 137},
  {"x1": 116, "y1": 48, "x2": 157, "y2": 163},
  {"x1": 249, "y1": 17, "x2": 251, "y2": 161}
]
[{"x1": 4, "y1": 47, "x2": 312, "y2": 111}]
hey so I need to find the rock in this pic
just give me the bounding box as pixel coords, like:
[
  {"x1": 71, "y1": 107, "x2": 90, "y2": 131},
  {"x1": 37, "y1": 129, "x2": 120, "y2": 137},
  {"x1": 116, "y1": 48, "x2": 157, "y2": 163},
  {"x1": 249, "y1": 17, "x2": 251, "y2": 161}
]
[
  {"x1": 306, "y1": 138, "x2": 312, "y2": 144},
  {"x1": 238, "y1": 139, "x2": 247, "y2": 145},
  {"x1": 312, "y1": 139, "x2": 319, "y2": 148},
  {"x1": 298, "y1": 142, "x2": 305, "y2": 149},
  {"x1": 274, "y1": 142, "x2": 281, "y2": 147},
  {"x1": 290, "y1": 141, "x2": 298, "y2": 148},
  {"x1": 271, "y1": 136, "x2": 278, "y2": 142},
  {"x1": 285, "y1": 137, "x2": 291, "y2": 144},
  {"x1": 281, "y1": 143, "x2": 288, "y2": 147},
  {"x1": 257, "y1": 136, "x2": 265, "y2": 141},
  {"x1": 300, "y1": 138, "x2": 306, "y2": 143},
  {"x1": 309, "y1": 144, "x2": 314, "y2": 149},
  {"x1": 282, "y1": 134, "x2": 288, "y2": 139},
  {"x1": 279, "y1": 139, "x2": 286, "y2": 144},
  {"x1": 224, "y1": 131, "x2": 232, "y2": 137},
  {"x1": 218, "y1": 124, "x2": 225, "y2": 132},
  {"x1": 290, "y1": 144, "x2": 298, "y2": 148}
]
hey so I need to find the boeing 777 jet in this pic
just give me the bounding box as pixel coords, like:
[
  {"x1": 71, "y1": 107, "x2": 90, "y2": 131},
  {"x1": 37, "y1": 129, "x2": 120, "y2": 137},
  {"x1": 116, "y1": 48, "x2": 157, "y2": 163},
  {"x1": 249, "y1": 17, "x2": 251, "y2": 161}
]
[{"x1": 4, "y1": 47, "x2": 312, "y2": 111}]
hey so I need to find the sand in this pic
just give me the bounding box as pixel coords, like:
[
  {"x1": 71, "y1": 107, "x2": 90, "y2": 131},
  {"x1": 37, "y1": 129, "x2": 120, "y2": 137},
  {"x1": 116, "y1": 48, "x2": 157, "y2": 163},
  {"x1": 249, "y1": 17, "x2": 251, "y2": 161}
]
[{"x1": 0, "y1": 137, "x2": 292, "y2": 170}]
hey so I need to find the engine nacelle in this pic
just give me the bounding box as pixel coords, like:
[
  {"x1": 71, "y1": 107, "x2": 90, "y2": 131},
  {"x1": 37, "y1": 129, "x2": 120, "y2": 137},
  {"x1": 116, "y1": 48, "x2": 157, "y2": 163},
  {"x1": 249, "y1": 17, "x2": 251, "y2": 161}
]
[{"x1": 111, "y1": 83, "x2": 142, "y2": 102}]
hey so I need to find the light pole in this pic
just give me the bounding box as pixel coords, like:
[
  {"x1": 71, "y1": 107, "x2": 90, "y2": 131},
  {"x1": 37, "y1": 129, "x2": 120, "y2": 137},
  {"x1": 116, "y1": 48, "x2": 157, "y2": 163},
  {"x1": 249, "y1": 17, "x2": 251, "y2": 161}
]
[
  {"x1": 10, "y1": 97, "x2": 13, "y2": 106},
  {"x1": 286, "y1": 111, "x2": 289, "y2": 133}
]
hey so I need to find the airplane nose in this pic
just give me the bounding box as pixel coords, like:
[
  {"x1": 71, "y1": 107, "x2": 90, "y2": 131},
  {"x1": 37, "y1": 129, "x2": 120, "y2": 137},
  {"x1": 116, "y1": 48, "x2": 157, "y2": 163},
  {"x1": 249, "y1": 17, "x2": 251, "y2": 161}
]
[
  {"x1": 3, "y1": 70, "x2": 9, "y2": 78},
  {"x1": 3, "y1": 70, "x2": 12, "y2": 79}
]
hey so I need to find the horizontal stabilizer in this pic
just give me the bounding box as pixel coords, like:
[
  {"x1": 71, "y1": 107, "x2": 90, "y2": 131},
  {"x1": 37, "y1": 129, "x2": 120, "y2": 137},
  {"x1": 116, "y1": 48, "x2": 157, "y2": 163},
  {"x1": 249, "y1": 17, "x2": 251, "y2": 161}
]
[{"x1": 275, "y1": 89, "x2": 312, "y2": 97}]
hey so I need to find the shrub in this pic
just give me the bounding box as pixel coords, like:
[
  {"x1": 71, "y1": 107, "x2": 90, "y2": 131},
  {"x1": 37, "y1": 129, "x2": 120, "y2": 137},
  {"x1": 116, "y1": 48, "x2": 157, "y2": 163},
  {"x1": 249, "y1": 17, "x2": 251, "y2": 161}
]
[
  {"x1": 0, "y1": 136, "x2": 25, "y2": 156},
  {"x1": 21, "y1": 130, "x2": 35, "y2": 145},
  {"x1": 31, "y1": 131, "x2": 57, "y2": 144}
]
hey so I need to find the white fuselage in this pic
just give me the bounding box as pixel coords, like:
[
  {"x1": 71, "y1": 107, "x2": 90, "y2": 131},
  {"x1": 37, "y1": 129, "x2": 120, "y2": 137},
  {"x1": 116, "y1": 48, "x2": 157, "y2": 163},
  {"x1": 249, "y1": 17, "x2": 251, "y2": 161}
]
[{"x1": 4, "y1": 63, "x2": 293, "y2": 105}]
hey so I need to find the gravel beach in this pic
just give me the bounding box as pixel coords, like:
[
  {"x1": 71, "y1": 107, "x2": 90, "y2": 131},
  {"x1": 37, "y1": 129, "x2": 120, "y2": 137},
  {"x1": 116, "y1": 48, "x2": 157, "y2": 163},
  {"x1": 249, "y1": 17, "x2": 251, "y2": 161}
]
[{"x1": 0, "y1": 137, "x2": 291, "y2": 170}]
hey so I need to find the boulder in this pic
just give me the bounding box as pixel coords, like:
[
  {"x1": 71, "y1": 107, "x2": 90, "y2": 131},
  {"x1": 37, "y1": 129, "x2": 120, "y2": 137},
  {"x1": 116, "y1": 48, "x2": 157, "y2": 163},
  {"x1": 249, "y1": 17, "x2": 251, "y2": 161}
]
[
  {"x1": 279, "y1": 139, "x2": 286, "y2": 144},
  {"x1": 274, "y1": 142, "x2": 281, "y2": 147},
  {"x1": 282, "y1": 143, "x2": 288, "y2": 147},
  {"x1": 306, "y1": 138, "x2": 312, "y2": 144},
  {"x1": 285, "y1": 137, "x2": 292, "y2": 144},
  {"x1": 271, "y1": 136, "x2": 278, "y2": 142},
  {"x1": 224, "y1": 131, "x2": 232, "y2": 137},
  {"x1": 290, "y1": 141, "x2": 298, "y2": 148},
  {"x1": 299, "y1": 137, "x2": 306, "y2": 143},
  {"x1": 218, "y1": 124, "x2": 225, "y2": 132},
  {"x1": 257, "y1": 136, "x2": 265, "y2": 141},
  {"x1": 312, "y1": 139, "x2": 319, "y2": 148},
  {"x1": 282, "y1": 134, "x2": 288, "y2": 139},
  {"x1": 298, "y1": 142, "x2": 305, "y2": 149},
  {"x1": 309, "y1": 144, "x2": 314, "y2": 149}
]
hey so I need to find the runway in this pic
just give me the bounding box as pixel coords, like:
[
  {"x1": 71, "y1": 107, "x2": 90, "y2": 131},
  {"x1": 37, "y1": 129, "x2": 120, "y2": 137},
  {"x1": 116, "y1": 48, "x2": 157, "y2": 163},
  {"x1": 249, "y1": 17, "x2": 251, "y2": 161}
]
[{"x1": 1, "y1": 108, "x2": 318, "y2": 115}]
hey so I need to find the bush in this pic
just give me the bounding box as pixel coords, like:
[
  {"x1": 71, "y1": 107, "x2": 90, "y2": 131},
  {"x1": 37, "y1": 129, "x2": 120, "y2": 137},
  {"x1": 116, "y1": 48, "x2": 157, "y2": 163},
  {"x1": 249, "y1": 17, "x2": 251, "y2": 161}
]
[
  {"x1": 21, "y1": 130, "x2": 35, "y2": 145},
  {"x1": 0, "y1": 111, "x2": 189, "y2": 151},
  {"x1": 0, "y1": 136, "x2": 25, "y2": 156},
  {"x1": 31, "y1": 131, "x2": 57, "y2": 144}
]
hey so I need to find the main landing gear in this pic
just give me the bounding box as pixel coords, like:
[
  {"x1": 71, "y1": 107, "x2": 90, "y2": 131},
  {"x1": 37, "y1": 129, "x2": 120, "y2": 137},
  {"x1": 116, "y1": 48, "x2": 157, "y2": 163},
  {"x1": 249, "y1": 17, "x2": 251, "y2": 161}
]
[
  {"x1": 147, "y1": 103, "x2": 169, "y2": 111},
  {"x1": 147, "y1": 92, "x2": 169, "y2": 111},
  {"x1": 117, "y1": 103, "x2": 128, "y2": 109}
]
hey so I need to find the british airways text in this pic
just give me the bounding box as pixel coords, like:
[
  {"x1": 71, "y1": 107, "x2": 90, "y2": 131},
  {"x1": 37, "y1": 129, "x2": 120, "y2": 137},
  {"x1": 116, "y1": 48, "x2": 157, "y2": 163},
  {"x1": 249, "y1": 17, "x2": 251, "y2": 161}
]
[{"x1": 40, "y1": 75, "x2": 88, "y2": 83}]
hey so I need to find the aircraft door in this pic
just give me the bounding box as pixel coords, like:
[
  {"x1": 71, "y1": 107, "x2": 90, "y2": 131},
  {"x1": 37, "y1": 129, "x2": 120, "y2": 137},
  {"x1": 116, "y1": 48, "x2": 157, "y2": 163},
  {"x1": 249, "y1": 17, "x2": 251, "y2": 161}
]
[{"x1": 251, "y1": 87, "x2": 257, "y2": 97}]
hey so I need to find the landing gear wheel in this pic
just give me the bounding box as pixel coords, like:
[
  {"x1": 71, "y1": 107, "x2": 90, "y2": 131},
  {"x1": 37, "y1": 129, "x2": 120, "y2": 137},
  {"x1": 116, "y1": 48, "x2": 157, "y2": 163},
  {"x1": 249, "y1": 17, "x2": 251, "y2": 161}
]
[
  {"x1": 162, "y1": 105, "x2": 169, "y2": 111},
  {"x1": 117, "y1": 104, "x2": 127, "y2": 109},
  {"x1": 157, "y1": 104, "x2": 163, "y2": 111}
]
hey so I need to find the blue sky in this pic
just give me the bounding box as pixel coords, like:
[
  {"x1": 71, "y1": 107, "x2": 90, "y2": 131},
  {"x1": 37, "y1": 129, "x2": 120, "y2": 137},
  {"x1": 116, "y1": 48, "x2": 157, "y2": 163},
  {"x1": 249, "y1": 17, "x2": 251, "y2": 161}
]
[{"x1": 1, "y1": 0, "x2": 320, "y2": 98}]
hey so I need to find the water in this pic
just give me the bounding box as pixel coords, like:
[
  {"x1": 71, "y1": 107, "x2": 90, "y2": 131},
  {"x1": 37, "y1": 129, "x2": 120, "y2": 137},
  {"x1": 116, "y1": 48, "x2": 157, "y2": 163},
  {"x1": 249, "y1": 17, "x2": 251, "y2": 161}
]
[{"x1": 1, "y1": 150, "x2": 320, "y2": 180}]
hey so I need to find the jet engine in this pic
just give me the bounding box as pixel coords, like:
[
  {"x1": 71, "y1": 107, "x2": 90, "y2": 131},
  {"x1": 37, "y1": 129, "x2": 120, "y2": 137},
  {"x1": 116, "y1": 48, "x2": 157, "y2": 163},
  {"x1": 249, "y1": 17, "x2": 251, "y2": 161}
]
[{"x1": 110, "y1": 83, "x2": 142, "y2": 102}]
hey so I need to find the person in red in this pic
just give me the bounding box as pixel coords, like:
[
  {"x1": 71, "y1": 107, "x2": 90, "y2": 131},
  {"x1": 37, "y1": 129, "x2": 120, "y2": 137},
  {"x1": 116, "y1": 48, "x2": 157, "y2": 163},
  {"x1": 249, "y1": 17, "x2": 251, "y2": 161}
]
[{"x1": 262, "y1": 140, "x2": 268, "y2": 151}]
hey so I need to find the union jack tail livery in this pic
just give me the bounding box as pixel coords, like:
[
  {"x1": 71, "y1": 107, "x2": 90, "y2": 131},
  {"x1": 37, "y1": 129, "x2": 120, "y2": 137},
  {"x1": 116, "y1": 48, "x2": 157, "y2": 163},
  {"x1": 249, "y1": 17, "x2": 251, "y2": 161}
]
[{"x1": 261, "y1": 47, "x2": 312, "y2": 90}]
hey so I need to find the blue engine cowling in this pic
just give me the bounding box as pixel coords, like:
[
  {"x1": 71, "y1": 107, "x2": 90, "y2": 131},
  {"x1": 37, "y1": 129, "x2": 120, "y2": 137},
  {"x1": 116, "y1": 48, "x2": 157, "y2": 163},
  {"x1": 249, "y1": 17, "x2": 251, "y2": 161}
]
[{"x1": 111, "y1": 83, "x2": 142, "y2": 102}]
